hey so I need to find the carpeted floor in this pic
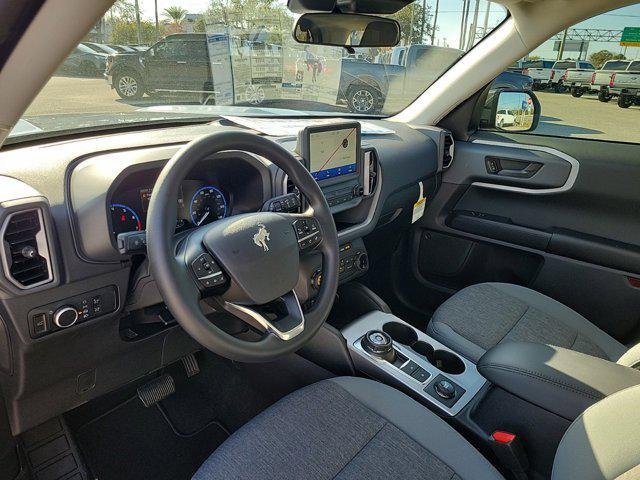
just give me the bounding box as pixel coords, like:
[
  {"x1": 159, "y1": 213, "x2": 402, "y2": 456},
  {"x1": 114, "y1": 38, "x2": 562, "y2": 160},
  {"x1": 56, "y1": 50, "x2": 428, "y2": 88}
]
[{"x1": 67, "y1": 350, "x2": 333, "y2": 480}]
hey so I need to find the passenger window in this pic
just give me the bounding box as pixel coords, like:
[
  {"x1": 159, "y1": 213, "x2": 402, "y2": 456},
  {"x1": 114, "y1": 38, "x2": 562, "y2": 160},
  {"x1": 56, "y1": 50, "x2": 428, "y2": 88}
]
[
  {"x1": 155, "y1": 40, "x2": 188, "y2": 59},
  {"x1": 481, "y1": 3, "x2": 640, "y2": 144}
]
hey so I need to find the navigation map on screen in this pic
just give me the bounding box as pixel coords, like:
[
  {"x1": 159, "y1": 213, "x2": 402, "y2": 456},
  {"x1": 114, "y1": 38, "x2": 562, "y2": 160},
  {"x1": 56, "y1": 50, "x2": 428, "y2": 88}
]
[{"x1": 309, "y1": 127, "x2": 357, "y2": 181}]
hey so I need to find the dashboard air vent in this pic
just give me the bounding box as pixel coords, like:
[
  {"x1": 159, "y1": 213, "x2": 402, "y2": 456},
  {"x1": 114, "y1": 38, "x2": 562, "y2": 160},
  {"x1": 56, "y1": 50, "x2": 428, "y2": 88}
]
[
  {"x1": 442, "y1": 133, "x2": 455, "y2": 169},
  {"x1": 364, "y1": 150, "x2": 379, "y2": 196},
  {"x1": 2, "y1": 209, "x2": 52, "y2": 288}
]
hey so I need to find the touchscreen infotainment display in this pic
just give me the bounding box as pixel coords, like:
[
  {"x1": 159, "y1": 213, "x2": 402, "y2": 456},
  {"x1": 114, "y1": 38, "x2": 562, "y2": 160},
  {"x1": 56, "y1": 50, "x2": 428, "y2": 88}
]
[{"x1": 308, "y1": 125, "x2": 358, "y2": 181}]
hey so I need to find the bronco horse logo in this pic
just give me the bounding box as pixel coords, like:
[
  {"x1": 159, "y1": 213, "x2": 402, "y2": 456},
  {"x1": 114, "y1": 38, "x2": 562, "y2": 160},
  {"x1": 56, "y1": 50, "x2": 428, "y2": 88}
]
[{"x1": 253, "y1": 223, "x2": 270, "y2": 251}]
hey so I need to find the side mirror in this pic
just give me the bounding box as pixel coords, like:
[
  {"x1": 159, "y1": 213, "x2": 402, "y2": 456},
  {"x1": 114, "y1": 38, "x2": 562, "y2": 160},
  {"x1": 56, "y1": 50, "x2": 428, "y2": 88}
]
[
  {"x1": 491, "y1": 90, "x2": 540, "y2": 132},
  {"x1": 293, "y1": 13, "x2": 400, "y2": 48}
]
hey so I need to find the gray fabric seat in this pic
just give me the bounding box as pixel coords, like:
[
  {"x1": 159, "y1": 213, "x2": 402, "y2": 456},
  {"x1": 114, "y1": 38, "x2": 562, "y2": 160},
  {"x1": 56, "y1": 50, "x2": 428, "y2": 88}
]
[
  {"x1": 193, "y1": 376, "x2": 502, "y2": 480},
  {"x1": 427, "y1": 282, "x2": 640, "y2": 366}
]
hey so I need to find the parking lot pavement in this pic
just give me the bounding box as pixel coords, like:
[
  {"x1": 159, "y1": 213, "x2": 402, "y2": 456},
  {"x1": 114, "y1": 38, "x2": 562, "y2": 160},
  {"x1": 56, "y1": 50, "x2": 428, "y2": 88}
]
[
  {"x1": 22, "y1": 76, "x2": 640, "y2": 143},
  {"x1": 533, "y1": 91, "x2": 639, "y2": 144},
  {"x1": 24, "y1": 75, "x2": 135, "y2": 116}
]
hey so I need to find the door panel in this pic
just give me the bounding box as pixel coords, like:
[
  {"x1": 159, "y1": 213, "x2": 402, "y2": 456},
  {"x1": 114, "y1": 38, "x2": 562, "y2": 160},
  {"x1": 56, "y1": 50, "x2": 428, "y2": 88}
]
[
  {"x1": 415, "y1": 132, "x2": 640, "y2": 342},
  {"x1": 444, "y1": 141, "x2": 575, "y2": 192}
]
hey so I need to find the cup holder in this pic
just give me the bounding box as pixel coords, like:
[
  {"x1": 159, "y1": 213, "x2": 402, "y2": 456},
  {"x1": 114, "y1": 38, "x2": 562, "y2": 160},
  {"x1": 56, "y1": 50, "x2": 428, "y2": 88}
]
[
  {"x1": 412, "y1": 341, "x2": 435, "y2": 359},
  {"x1": 430, "y1": 350, "x2": 465, "y2": 375},
  {"x1": 382, "y1": 322, "x2": 418, "y2": 346}
]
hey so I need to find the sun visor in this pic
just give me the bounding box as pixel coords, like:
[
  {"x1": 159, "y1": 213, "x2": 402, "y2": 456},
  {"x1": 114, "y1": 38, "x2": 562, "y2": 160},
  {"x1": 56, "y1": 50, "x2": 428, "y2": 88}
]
[{"x1": 287, "y1": 0, "x2": 414, "y2": 14}]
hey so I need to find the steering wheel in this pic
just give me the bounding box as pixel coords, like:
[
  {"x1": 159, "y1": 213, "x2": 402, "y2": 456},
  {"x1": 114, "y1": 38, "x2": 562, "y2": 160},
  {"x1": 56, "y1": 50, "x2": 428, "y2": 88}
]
[{"x1": 146, "y1": 131, "x2": 339, "y2": 362}]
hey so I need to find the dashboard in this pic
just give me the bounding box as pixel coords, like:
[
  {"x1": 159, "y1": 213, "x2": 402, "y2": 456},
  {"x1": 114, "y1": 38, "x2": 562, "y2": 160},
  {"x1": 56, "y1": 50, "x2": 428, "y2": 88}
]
[{"x1": 0, "y1": 119, "x2": 445, "y2": 435}]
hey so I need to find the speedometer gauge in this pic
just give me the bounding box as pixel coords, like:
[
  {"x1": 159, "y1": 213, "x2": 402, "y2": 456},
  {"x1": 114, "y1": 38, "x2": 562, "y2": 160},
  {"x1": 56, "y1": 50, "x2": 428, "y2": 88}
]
[
  {"x1": 110, "y1": 204, "x2": 142, "y2": 235},
  {"x1": 189, "y1": 186, "x2": 227, "y2": 226}
]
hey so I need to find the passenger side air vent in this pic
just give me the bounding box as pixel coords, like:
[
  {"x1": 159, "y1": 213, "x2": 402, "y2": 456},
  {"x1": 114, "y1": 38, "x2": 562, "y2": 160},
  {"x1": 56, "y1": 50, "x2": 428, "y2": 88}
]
[
  {"x1": 442, "y1": 133, "x2": 455, "y2": 169},
  {"x1": 2, "y1": 209, "x2": 52, "y2": 288},
  {"x1": 364, "y1": 150, "x2": 379, "y2": 196}
]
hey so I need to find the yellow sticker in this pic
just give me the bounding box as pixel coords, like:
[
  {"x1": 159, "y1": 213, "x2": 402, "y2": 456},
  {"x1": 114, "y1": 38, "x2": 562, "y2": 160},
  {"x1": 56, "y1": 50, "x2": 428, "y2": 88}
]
[{"x1": 412, "y1": 182, "x2": 426, "y2": 224}]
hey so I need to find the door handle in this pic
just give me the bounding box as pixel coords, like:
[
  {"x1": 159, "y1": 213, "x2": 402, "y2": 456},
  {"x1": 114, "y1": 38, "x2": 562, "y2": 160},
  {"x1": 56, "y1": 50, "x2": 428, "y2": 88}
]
[{"x1": 485, "y1": 157, "x2": 542, "y2": 178}]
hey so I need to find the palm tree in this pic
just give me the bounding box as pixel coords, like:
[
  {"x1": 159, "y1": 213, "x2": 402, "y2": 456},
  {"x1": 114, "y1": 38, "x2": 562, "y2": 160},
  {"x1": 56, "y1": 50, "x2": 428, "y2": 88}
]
[{"x1": 163, "y1": 6, "x2": 188, "y2": 32}]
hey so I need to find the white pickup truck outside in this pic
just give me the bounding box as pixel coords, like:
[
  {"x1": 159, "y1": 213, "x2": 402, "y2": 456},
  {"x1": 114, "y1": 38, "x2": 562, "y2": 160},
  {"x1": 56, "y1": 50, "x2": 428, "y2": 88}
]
[
  {"x1": 564, "y1": 67, "x2": 598, "y2": 97},
  {"x1": 610, "y1": 60, "x2": 640, "y2": 108},
  {"x1": 521, "y1": 60, "x2": 555, "y2": 89},
  {"x1": 549, "y1": 60, "x2": 595, "y2": 93},
  {"x1": 590, "y1": 60, "x2": 633, "y2": 102}
]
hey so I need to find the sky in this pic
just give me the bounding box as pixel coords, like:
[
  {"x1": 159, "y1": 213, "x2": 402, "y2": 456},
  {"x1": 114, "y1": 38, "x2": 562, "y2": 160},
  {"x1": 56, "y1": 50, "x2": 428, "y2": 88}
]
[{"x1": 134, "y1": 0, "x2": 640, "y2": 59}]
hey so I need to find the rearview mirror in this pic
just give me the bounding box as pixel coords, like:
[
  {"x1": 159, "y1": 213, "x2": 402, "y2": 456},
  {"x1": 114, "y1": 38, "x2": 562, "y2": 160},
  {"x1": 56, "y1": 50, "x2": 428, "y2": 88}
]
[
  {"x1": 493, "y1": 91, "x2": 540, "y2": 132},
  {"x1": 293, "y1": 13, "x2": 400, "y2": 48}
]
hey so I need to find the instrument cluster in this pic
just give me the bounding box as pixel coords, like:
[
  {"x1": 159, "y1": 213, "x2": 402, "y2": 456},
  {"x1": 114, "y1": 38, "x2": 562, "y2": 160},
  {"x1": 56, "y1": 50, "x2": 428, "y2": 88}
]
[{"x1": 109, "y1": 177, "x2": 231, "y2": 238}]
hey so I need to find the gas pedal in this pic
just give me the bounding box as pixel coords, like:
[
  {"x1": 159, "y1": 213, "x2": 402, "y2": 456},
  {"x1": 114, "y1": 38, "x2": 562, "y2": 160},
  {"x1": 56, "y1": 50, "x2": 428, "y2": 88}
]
[
  {"x1": 181, "y1": 352, "x2": 200, "y2": 377},
  {"x1": 137, "y1": 374, "x2": 175, "y2": 407}
]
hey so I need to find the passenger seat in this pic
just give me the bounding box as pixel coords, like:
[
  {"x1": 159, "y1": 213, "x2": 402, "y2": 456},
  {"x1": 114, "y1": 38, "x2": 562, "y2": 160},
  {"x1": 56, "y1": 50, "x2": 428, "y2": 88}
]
[{"x1": 427, "y1": 283, "x2": 640, "y2": 367}]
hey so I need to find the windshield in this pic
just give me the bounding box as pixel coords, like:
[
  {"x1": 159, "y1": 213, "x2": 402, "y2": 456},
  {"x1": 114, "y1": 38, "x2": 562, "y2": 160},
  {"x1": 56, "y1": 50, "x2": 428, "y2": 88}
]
[{"x1": 9, "y1": 0, "x2": 506, "y2": 142}]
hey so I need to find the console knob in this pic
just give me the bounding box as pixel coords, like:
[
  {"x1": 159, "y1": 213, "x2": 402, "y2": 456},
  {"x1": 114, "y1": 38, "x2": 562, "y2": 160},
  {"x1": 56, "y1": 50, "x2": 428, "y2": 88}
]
[
  {"x1": 434, "y1": 380, "x2": 456, "y2": 400},
  {"x1": 53, "y1": 306, "x2": 79, "y2": 328},
  {"x1": 361, "y1": 330, "x2": 395, "y2": 362}
]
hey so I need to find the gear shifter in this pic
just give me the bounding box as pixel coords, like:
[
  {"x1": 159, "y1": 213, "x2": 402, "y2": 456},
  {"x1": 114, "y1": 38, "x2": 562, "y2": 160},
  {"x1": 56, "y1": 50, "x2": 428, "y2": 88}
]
[{"x1": 361, "y1": 330, "x2": 396, "y2": 363}]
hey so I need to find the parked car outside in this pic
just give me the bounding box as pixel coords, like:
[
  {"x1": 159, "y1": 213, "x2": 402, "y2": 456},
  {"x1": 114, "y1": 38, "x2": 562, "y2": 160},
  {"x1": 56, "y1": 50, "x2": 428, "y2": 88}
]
[
  {"x1": 521, "y1": 59, "x2": 555, "y2": 89},
  {"x1": 107, "y1": 44, "x2": 137, "y2": 53},
  {"x1": 59, "y1": 43, "x2": 108, "y2": 77},
  {"x1": 590, "y1": 60, "x2": 633, "y2": 102},
  {"x1": 496, "y1": 108, "x2": 516, "y2": 127},
  {"x1": 81, "y1": 42, "x2": 118, "y2": 55},
  {"x1": 549, "y1": 60, "x2": 594, "y2": 93},
  {"x1": 609, "y1": 61, "x2": 640, "y2": 108},
  {"x1": 564, "y1": 65, "x2": 599, "y2": 97},
  {"x1": 105, "y1": 34, "x2": 214, "y2": 100}
]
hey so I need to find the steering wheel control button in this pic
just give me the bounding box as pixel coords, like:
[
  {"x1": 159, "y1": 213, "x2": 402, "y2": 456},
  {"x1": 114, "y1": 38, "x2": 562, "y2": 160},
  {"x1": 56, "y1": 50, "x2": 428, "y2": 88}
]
[
  {"x1": 293, "y1": 218, "x2": 322, "y2": 250},
  {"x1": 361, "y1": 330, "x2": 396, "y2": 362},
  {"x1": 434, "y1": 379, "x2": 456, "y2": 399},
  {"x1": 192, "y1": 253, "x2": 225, "y2": 288},
  {"x1": 53, "y1": 306, "x2": 79, "y2": 328},
  {"x1": 263, "y1": 193, "x2": 301, "y2": 213}
]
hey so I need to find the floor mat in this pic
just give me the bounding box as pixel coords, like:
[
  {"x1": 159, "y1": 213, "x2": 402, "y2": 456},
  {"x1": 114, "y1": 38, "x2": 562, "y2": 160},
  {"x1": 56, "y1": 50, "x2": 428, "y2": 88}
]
[
  {"x1": 74, "y1": 395, "x2": 227, "y2": 480},
  {"x1": 69, "y1": 350, "x2": 333, "y2": 480},
  {"x1": 160, "y1": 350, "x2": 333, "y2": 433}
]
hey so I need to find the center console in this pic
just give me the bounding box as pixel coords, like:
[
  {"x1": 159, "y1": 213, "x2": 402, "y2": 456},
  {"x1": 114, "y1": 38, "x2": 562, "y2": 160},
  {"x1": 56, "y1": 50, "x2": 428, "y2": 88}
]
[{"x1": 342, "y1": 311, "x2": 486, "y2": 416}]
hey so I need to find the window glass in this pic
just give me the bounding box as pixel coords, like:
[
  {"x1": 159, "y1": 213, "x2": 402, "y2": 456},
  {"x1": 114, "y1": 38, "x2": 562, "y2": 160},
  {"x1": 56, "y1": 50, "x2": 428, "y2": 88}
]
[
  {"x1": 523, "y1": 60, "x2": 554, "y2": 68},
  {"x1": 482, "y1": 3, "x2": 640, "y2": 144},
  {"x1": 605, "y1": 60, "x2": 631, "y2": 70},
  {"x1": 10, "y1": 0, "x2": 507, "y2": 143}
]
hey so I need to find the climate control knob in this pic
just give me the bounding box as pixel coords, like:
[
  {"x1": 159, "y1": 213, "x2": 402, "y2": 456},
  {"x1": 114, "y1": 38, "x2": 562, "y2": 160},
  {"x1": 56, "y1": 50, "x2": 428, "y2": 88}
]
[{"x1": 53, "y1": 306, "x2": 79, "y2": 328}]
